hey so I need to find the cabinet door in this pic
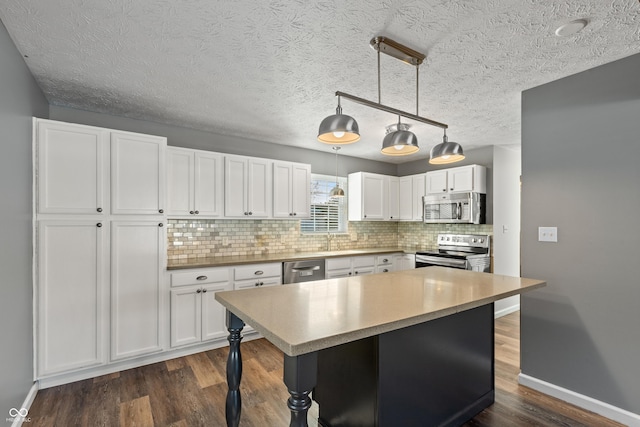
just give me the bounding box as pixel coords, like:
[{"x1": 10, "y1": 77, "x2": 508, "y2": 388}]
[
  {"x1": 362, "y1": 174, "x2": 385, "y2": 220},
  {"x1": 395, "y1": 254, "x2": 416, "y2": 271},
  {"x1": 291, "y1": 163, "x2": 311, "y2": 218},
  {"x1": 412, "y1": 174, "x2": 426, "y2": 220},
  {"x1": 426, "y1": 170, "x2": 448, "y2": 194},
  {"x1": 37, "y1": 220, "x2": 106, "y2": 376},
  {"x1": 166, "y1": 148, "x2": 194, "y2": 216},
  {"x1": 37, "y1": 120, "x2": 108, "y2": 214},
  {"x1": 247, "y1": 158, "x2": 272, "y2": 218},
  {"x1": 388, "y1": 177, "x2": 399, "y2": 220},
  {"x1": 201, "y1": 282, "x2": 233, "y2": 341},
  {"x1": 449, "y1": 166, "x2": 474, "y2": 192},
  {"x1": 170, "y1": 287, "x2": 201, "y2": 348},
  {"x1": 224, "y1": 156, "x2": 248, "y2": 217},
  {"x1": 111, "y1": 132, "x2": 166, "y2": 215},
  {"x1": 398, "y1": 176, "x2": 413, "y2": 220},
  {"x1": 272, "y1": 161, "x2": 293, "y2": 218},
  {"x1": 111, "y1": 221, "x2": 164, "y2": 361},
  {"x1": 194, "y1": 151, "x2": 223, "y2": 217}
]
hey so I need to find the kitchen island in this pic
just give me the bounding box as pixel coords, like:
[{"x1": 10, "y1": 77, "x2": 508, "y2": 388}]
[{"x1": 215, "y1": 266, "x2": 545, "y2": 427}]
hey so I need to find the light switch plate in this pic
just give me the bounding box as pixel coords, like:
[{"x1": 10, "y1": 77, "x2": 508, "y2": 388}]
[{"x1": 538, "y1": 227, "x2": 558, "y2": 242}]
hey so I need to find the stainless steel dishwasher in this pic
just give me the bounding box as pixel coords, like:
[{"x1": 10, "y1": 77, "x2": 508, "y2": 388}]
[{"x1": 283, "y1": 259, "x2": 326, "y2": 284}]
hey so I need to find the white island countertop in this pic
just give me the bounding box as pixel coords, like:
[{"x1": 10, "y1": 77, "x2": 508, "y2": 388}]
[{"x1": 215, "y1": 267, "x2": 546, "y2": 356}]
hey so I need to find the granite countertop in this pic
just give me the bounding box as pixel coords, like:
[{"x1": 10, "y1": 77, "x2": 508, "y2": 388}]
[
  {"x1": 215, "y1": 267, "x2": 546, "y2": 356},
  {"x1": 167, "y1": 247, "x2": 419, "y2": 270}
]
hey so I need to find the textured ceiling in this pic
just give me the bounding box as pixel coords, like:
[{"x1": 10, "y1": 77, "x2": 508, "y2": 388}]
[{"x1": 1, "y1": 0, "x2": 639, "y2": 163}]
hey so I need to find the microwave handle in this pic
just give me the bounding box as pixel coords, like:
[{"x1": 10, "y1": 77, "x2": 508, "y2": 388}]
[{"x1": 457, "y1": 202, "x2": 462, "y2": 220}]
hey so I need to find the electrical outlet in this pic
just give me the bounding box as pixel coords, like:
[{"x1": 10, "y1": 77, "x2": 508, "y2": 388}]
[
  {"x1": 222, "y1": 236, "x2": 229, "y2": 246},
  {"x1": 538, "y1": 227, "x2": 558, "y2": 242}
]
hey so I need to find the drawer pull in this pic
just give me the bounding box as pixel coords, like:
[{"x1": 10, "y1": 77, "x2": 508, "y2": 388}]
[
  {"x1": 382, "y1": 258, "x2": 389, "y2": 263},
  {"x1": 254, "y1": 270, "x2": 264, "y2": 276},
  {"x1": 196, "y1": 275, "x2": 208, "y2": 281}
]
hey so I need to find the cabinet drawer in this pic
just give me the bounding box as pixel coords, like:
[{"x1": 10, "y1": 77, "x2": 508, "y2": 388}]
[
  {"x1": 234, "y1": 276, "x2": 281, "y2": 289},
  {"x1": 326, "y1": 257, "x2": 351, "y2": 271},
  {"x1": 352, "y1": 256, "x2": 375, "y2": 268},
  {"x1": 376, "y1": 254, "x2": 396, "y2": 266},
  {"x1": 171, "y1": 268, "x2": 230, "y2": 287},
  {"x1": 234, "y1": 263, "x2": 281, "y2": 281}
]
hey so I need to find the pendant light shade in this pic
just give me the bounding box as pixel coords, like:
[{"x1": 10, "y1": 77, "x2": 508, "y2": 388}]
[
  {"x1": 381, "y1": 119, "x2": 419, "y2": 156},
  {"x1": 429, "y1": 130, "x2": 465, "y2": 164},
  {"x1": 330, "y1": 146, "x2": 345, "y2": 197},
  {"x1": 318, "y1": 100, "x2": 360, "y2": 144}
]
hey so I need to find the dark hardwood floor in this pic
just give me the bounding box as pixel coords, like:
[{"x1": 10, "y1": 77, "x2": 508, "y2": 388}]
[{"x1": 29, "y1": 312, "x2": 623, "y2": 426}]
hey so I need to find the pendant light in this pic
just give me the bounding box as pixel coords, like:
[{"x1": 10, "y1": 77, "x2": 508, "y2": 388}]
[
  {"x1": 318, "y1": 96, "x2": 360, "y2": 144},
  {"x1": 429, "y1": 129, "x2": 465, "y2": 164},
  {"x1": 381, "y1": 117, "x2": 419, "y2": 156},
  {"x1": 329, "y1": 146, "x2": 345, "y2": 197}
]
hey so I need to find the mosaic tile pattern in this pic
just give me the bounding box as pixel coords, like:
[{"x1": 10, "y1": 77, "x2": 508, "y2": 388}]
[{"x1": 168, "y1": 219, "x2": 493, "y2": 262}]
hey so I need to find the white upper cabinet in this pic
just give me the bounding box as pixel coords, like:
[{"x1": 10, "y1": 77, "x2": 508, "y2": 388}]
[
  {"x1": 36, "y1": 120, "x2": 109, "y2": 215},
  {"x1": 387, "y1": 177, "x2": 399, "y2": 221},
  {"x1": 224, "y1": 155, "x2": 272, "y2": 218},
  {"x1": 110, "y1": 131, "x2": 166, "y2": 215},
  {"x1": 273, "y1": 161, "x2": 311, "y2": 218},
  {"x1": 426, "y1": 165, "x2": 487, "y2": 194},
  {"x1": 348, "y1": 172, "x2": 386, "y2": 221},
  {"x1": 399, "y1": 173, "x2": 426, "y2": 221},
  {"x1": 36, "y1": 119, "x2": 167, "y2": 216},
  {"x1": 167, "y1": 147, "x2": 223, "y2": 217}
]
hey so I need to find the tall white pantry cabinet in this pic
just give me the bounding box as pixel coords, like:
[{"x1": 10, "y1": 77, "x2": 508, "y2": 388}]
[{"x1": 34, "y1": 119, "x2": 166, "y2": 380}]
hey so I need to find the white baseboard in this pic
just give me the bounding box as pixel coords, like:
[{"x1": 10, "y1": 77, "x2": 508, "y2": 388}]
[
  {"x1": 10, "y1": 382, "x2": 39, "y2": 427},
  {"x1": 494, "y1": 303, "x2": 519, "y2": 318},
  {"x1": 519, "y1": 373, "x2": 640, "y2": 427}
]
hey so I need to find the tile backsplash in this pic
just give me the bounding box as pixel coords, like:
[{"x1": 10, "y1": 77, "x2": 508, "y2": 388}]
[{"x1": 167, "y1": 219, "x2": 493, "y2": 261}]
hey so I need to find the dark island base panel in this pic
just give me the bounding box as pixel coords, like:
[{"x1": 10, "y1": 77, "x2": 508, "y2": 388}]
[{"x1": 314, "y1": 304, "x2": 495, "y2": 427}]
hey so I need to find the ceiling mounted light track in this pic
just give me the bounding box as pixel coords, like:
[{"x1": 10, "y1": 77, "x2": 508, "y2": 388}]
[{"x1": 318, "y1": 36, "x2": 464, "y2": 164}]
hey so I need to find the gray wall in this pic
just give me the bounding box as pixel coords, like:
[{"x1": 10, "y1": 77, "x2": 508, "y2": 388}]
[
  {"x1": 521, "y1": 53, "x2": 640, "y2": 413},
  {"x1": 49, "y1": 106, "x2": 397, "y2": 177},
  {"x1": 0, "y1": 20, "x2": 48, "y2": 416}
]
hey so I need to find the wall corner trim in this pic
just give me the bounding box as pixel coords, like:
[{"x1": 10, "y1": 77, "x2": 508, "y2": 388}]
[
  {"x1": 518, "y1": 374, "x2": 640, "y2": 426},
  {"x1": 10, "y1": 382, "x2": 38, "y2": 427},
  {"x1": 494, "y1": 303, "x2": 519, "y2": 319}
]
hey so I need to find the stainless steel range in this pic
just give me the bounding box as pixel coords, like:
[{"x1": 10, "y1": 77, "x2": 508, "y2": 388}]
[{"x1": 415, "y1": 234, "x2": 491, "y2": 272}]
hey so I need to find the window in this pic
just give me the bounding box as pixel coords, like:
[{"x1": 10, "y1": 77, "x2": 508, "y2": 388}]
[{"x1": 300, "y1": 174, "x2": 348, "y2": 233}]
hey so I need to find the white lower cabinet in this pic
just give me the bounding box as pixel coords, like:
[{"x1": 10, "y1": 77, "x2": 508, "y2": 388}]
[
  {"x1": 110, "y1": 221, "x2": 165, "y2": 361},
  {"x1": 375, "y1": 254, "x2": 395, "y2": 274},
  {"x1": 326, "y1": 256, "x2": 377, "y2": 278},
  {"x1": 37, "y1": 220, "x2": 107, "y2": 377},
  {"x1": 233, "y1": 263, "x2": 282, "y2": 333},
  {"x1": 169, "y1": 267, "x2": 232, "y2": 347},
  {"x1": 394, "y1": 253, "x2": 416, "y2": 271},
  {"x1": 170, "y1": 282, "x2": 232, "y2": 347}
]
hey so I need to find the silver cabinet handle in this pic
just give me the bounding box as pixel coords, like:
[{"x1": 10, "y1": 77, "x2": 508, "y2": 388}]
[
  {"x1": 97, "y1": 207, "x2": 102, "y2": 212},
  {"x1": 196, "y1": 275, "x2": 207, "y2": 281},
  {"x1": 291, "y1": 266, "x2": 320, "y2": 272},
  {"x1": 195, "y1": 210, "x2": 199, "y2": 214},
  {"x1": 196, "y1": 289, "x2": 202, "y2": 293},
  {"x1": 254, "y1": 270, "x2": 264, "y2": 276},
  {"x1": 383, "y1": 269, "x2": 389, "y2": 273},
  {"x1": 202, "y1": 288, "x2": 207, "y2": 293},
  {"x1": 248, "y1": 211, "x2": 253, "y2": 215},
  {"x1": 97, "y1": 223, "x2": 102, "y2": 228},
  {"x1": 382, "y1": 259, "x2": 388, "y2": 263},
  {"x1": 159, "y1": 223, "x2": 163, "y2": 227},
  {"x1": 190, "y1": 211, "x2": 195, "y2": 214},
  {"x1": 159, "y1": 209, "x2": 164, "y2": 213}
]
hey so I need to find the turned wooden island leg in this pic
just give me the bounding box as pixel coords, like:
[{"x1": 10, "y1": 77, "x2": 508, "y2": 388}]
[
  {"x1": 284, "y1": 352, "x2": 318, "y2": 427},
  {"x1": 225, "y1": 311, "x2": 245, "y2": 427}
]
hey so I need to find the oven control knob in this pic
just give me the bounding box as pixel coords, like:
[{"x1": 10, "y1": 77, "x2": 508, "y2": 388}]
[
  {"x1": 446, "y1": 237, "x2": 450, "y2": 241},
  {"x1": 479, "y1": 239, "x2": 484, "y2": 243},
  {"x1": 471, "y1": 238, "x2": 476, "y2": 243}
]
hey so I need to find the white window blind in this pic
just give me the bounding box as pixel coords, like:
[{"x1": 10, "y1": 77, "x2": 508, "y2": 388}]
[{"x1": 300, "y1": 174, "x2": 348, "y2": 233}]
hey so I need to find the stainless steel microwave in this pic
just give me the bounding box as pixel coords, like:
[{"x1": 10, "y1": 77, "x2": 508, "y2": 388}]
[{"x1": 423, "y1": 192, "x2": 486, "y2": 224}]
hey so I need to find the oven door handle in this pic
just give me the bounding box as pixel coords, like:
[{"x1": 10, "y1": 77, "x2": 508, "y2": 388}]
[{"x1": 415, "y1": 256, "x2": 467, "y2": 269}]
